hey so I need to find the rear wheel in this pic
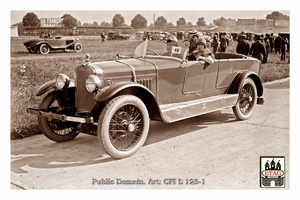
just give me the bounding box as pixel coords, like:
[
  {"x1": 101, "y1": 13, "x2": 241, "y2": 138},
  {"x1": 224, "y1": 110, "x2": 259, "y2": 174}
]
[
  {"x1": 98, "y1": 95, "x2": 150, "y2": 158},
  {"x1": 38, "y1": 92, "x2": 79, "y2": 142},
  {"x1": 28, "y1": 46, "x2": 37, "y2": 53},
  {"x1": 232, "y1": 78, "x2": 257, "y2": 120}
]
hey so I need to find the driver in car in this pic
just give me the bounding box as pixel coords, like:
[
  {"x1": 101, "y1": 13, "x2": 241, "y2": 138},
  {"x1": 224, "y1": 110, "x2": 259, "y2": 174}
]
[{"x1": 190, "y1": 38, "x2": 214, "y2": 64}]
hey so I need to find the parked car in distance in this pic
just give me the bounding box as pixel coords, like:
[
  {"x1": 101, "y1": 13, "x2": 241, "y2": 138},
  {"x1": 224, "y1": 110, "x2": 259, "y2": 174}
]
[
  {"x1": 107, "y1": 31, "x2": 130, "y2": 40},
  {"x1": 142, "y1": 31, "x2": 168, "y2": 41},
  {"x1": 23, "y1": 35, "x2": 82, "y2": 54},
  {"x1": 26, "y1": 40, "x2": 264, "y2": 159}
]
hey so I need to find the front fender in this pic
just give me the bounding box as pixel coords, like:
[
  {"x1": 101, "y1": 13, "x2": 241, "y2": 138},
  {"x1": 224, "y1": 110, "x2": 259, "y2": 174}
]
[
  {"x1": 227, "y1": 71, "x2": 263, "y2": 97},
  {"x1": 95, "y1": 82, "x2": 154, "y2": 102},
  {"x1": 36, "y1": 79, "x2": 75, "y2": 96}
]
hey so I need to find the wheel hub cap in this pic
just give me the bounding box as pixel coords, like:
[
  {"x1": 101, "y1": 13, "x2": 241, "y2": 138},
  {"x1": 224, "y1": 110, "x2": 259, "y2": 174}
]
[{"x1": 127, "y1": 123, "x2": 135, "y2": 132}]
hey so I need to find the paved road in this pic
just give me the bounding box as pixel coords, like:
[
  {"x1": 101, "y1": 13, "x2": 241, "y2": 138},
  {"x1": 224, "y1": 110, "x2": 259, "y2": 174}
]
[{"x1": 10, "y1": 78, "x2": 290, "y2": 190}]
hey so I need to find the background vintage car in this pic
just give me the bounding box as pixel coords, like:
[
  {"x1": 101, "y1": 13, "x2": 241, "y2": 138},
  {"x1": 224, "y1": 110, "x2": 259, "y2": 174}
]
[
  {"x1": 107, "y1": 31, "x2": 130, "y2": 40},
  {"x1": 23, "y1": 35, "x2": 82, "y2": 54},
  {"x1": 27, "y1": 40, "x2": 264, "y2": 159}
]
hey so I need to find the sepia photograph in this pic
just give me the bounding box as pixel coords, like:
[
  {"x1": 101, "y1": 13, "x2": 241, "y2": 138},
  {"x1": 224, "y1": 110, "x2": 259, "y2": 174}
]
[{"x1": 5, "y1": 0, "x2": 297, "y2": 198}]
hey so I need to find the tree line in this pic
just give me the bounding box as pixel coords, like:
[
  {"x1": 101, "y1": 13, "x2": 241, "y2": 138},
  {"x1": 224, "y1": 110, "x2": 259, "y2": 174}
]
[{"x1": 15, "y1": 11, "x2": 289, "y2": 29}]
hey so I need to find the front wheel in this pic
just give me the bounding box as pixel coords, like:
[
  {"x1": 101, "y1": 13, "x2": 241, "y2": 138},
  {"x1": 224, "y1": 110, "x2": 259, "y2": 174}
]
[
  {"x1": 232, "y1": 78, "x2": 257, "y2": 120},
  {"x1": 98, "y1": 95, "x2": 150, "y2": 158},
  {"x1": 38, "y1": 92, "x2": 79, "y2": 142},
  {"x1": 40, "y1": 44, "x2": 50, "y2": 54},
  {"x1": 74, "y1": 43, "x2": 82, "y2": 53}
]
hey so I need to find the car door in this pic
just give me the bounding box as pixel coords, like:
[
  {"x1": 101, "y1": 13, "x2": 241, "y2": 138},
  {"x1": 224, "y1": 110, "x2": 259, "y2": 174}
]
[
  {"x1": 183, "y1": 60, "x2": 220, "y2": 96},
  {"x1": 46, "y1": 38, "x2": 65, "y2": 47},
  {"x1": 182, "y1": 60, "x2": 206, "y2": 94}
]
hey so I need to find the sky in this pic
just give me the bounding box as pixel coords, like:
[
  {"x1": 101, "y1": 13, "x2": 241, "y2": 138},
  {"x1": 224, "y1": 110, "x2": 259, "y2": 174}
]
[{"x1": 7, "y1": 0, "x2": 293, "y2": 26}]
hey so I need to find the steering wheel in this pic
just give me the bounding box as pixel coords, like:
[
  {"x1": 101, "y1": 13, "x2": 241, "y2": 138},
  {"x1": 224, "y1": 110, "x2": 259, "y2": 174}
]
[{"x1": 146, "y1": 49, "x2": 159, "y2": 56}]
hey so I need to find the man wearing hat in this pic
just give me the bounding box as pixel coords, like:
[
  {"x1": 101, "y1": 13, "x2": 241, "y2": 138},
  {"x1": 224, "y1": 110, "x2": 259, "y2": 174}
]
[
  {"x1": 211, "y1": 32, "x2": 220, "y2": 53},
  {"x1": 220, "y1": 32, "x2": 230, "y2": 52},
  {"x1": 236, "y1": 33, "x2": 250, "y2": 56},
  {"x1": 187, "y1": 31, "x2": 202, "y2": 55},
  {"x1": 189, "y1": 38, "x2": 214, "y2": 64},
  {"x1": 250, "y1": 34, "x2": 267, "y2": 63}
]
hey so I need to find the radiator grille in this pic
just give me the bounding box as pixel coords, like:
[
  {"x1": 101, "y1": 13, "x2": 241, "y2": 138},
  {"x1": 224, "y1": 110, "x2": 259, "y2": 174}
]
[
  {"x1": 75, "y1": 66, "x2": 95, "y2": 112},
  {"x1": 137, "y1": 78, "x2": 152, "y2": 90},
  {"x1": 110, "y1": 78, "x2": 152, "y2": 90}
]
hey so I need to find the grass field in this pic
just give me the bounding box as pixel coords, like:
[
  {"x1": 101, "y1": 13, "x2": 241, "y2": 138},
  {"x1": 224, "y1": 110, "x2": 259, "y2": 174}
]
[{"x1": 10, "y1": 37, "x2": 290, "y2": 139}]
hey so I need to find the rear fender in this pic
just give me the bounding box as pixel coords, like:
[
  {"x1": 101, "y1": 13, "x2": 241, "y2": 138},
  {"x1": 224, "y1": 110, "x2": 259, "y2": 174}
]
[
  {"x1": 227, "y1": 71, "x2": 263, "y2": 97},
  {"x1": 24, "y1": 39, "x2": 44, "y2": 48},
  {"x1": 36, "y1": 79, "x2": 75, "y2": 96}
]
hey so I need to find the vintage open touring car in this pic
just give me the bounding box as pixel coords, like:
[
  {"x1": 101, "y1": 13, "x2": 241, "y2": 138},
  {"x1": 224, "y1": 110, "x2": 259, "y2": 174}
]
[
  {"x1": 26, "y1": 39, "x2": 264, "y2": 158},
  {"x1": 23, "y1": 35, "x2": 82, "y2": 54}
]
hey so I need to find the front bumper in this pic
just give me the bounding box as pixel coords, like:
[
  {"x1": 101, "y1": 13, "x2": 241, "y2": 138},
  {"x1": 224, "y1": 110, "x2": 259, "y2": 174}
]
[{"x1": 26, "y1": 108, "x2": 94, "y2": 124}]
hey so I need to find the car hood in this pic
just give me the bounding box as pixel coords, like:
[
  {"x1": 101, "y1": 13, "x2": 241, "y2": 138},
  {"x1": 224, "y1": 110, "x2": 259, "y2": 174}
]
[
  {"x1": 88, "y1": 57, "x2": 181, "y2": 78},
  {"x1": 86, "y1": 58, "x2": 158, "y2": 78}
]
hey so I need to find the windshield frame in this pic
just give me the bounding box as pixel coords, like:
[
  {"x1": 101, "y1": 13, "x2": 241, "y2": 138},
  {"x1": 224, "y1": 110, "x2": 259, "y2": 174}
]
[{"x1": 134, "y1": 39, "x2": 188, "y2": 61}]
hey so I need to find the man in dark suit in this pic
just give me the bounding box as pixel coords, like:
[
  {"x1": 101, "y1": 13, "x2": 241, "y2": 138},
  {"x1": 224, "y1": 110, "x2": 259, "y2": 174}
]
[
  {"x1": 236, "y1": 34, "x2": 250, "y2": 56},
  {"x1": 250, "y1": 34, "x2": 267, "y2": 63},
  {"x1": 219, "y1": 32, "x2": 230, "y2": 52}
]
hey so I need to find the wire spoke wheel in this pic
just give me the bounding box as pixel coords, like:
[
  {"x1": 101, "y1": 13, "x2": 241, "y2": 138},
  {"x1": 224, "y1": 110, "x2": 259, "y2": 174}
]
[
  {"x1": 238, "y1": 84, "x2": 255, "y2": 115},
  {"x1": 233, "y1": 78, "x2": 257, "y2": 120},
  {"x1": 38, "y1": 92, "x2": 79, "y2": 142},
  {"x1": 109, "y1": 105, "x2": 144, "y2": 151},
  {"x1": 98, "y1": 95, "x2": 149, "y2": 158}
]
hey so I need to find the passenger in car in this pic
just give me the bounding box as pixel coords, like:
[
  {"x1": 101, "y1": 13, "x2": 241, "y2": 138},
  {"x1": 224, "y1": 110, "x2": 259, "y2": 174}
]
[
  {"x1": 189, "y1": 38, "x2": 214, "y2": 64},
  {"x1": 163, "y1": 39, "x2": 182, "y2": 58}
]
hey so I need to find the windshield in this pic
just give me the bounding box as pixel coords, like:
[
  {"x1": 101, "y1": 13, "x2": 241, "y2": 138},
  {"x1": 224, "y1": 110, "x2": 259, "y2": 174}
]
[{"x1": 134, "y1": 40, "x2": 187, "y2": 60}]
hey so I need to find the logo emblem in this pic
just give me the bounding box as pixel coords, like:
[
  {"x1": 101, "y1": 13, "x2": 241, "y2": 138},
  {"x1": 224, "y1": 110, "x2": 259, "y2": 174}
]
[{"x1": 260, "y1": 156, "x2": 285, "y2": 188}]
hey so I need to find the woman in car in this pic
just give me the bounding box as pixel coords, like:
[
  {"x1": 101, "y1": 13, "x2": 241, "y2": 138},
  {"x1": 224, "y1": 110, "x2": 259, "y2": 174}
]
[{"x1": 190, "y1": 38, "x2": 214, "y2": 64}]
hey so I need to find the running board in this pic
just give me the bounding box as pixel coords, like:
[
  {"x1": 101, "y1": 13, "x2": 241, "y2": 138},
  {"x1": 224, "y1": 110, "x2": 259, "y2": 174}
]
[{"x1": 159, "y1": 94, "x2": 238, "y2": 123}]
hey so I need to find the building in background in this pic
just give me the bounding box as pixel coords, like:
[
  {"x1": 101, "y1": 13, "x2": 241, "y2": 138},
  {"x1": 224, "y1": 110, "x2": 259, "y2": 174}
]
[
  {"x1": 40, "y1": 18, "x2": 64, "y2": 27},
  {"x1": 10, "y1": 26, "x2": 18, "y2": 37}
]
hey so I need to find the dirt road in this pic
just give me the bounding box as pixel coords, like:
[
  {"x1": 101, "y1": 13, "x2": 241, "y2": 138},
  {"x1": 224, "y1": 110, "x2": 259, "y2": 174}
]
[{"x1": 10, "y1": 78, "x2": 290, "y2": 190}]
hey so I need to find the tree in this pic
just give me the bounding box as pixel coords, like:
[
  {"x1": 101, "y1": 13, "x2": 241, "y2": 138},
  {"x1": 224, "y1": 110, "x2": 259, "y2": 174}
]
[
  {"x1": 77, "y1": 21, "x2": 82, "y2": 26},
  {"x1": 176, "y1": 17, "x2": 186, "y2": 26},
  {"x1": 155, "y1": 16, "x2": 167, "y2": 27},
  {"x1": 92, "y1": 21, "x2": 99, "y2": 26},
  {"x1": 100, "y1": 21, "x2": 111, "y2": 27},
  {"x1": 131, "y1": 14, "x2": 147, "y2": 29},
  {"x1": 112, "y1": 14, "x2": 125, "y2": 26},
  {"x1": 196, "y1": 17, "x2": 206, "y2": 26},
  {"x1": 266, "y1": 11, "x2": 289, "y2": 20},
  {"x1": 22, "y1": 12, "x2": 40, "y2": 27},
  {"x1": 61, "y1": 14, "x2": 77, "y2": 28},
  {"x1": 166, "y1": 22, "x2": 174, "y2": 27},
  {"x1": 82, "y1": 22, "x2": 91, "y2": 26}
]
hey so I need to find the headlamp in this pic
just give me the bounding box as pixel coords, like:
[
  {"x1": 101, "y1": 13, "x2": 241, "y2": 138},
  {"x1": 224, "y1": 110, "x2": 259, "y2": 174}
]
[
  {"x1": 55, "y1": 73, "x2": 70, "y2": 90},
  {"x1": 85, "y1": 75, "x2": 102, "y2": 92}
]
